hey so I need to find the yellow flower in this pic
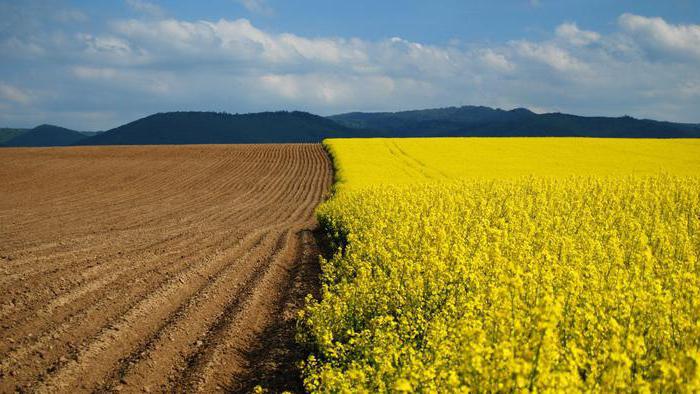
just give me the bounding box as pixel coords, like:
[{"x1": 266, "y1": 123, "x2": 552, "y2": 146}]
[{"x1": 300, "y1": 137, "x2": 700, "y2": 393}]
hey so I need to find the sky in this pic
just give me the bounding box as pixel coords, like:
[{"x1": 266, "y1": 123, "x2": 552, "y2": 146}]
[{"x1": 1, "y1": 0, "x2": 699, "y2": 130}]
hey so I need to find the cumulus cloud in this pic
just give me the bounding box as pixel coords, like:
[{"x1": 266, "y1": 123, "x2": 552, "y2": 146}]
[
  {"x1": 76, "y1": 32, "x2": 151, "y2": 65},
  {"x1": 256, "y1": 73, "x2": 434, "y2": 108},
  {"x1": 556, "y1": 22, "x2": 601, "y2": 46},
  {"x1": 109, "y1": 18, "x2": 370, "y2": 67},
  {"x1": 479, "y1": 49, "x2": 515, "y2": 72},
  {"x1": 513, "y1": 41, "x2": 589, "y2": 73},
  {"x1": 619, "y1": 13, "x2": 700, "y2": 60},
  {"x1": 1, "y1": 11, "x2": 700, "y2": 129}
]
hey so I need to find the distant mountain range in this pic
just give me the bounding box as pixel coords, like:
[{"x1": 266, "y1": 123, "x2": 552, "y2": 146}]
[
  {"x1": 328, "y1": 106, "x2": 700, "y2": 138},
  {"x1": 74, "y1": 111, "x2": 357, "y2": 145},
  {"x1": 1, "y1": 125, "x2": 97, "y2": 147},
  {"x1": 2, "y1": 106, "x2": 699, "y2": 147},
  {"x1": 0, "y1": 128, "x2": 28, "y2": 144}
]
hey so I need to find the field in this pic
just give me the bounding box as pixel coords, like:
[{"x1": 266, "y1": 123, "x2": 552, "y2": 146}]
[
  {"x1": 2, "y1": 138, "x2": 699, "y2": 393},
  {"x1": 303, "y1": 138, "x2": 700, "y2": 392},
  {"x1": 0, "y1": 144, "x2": 331, "y2": 392},
  {"x1": 326, "y1": 137, "x2": 700, "y2": 190}
]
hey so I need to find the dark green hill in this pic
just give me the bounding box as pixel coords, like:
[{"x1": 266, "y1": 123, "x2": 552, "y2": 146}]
[
  {"x1": 328, "y1": 106, "x2": 700, "y2": 138},
  {"x1": 76, "y1": 111, "x2": 359, "y2": 146},
  {"x1": 0, "y1": 128, "x2": 29, "y2": 144},
  {"x1": 3, "y1": 125, "x2": 88, "y2": 147},
  {"x1": 3, "y1": 106, "x2": 698, "y2": 148}
]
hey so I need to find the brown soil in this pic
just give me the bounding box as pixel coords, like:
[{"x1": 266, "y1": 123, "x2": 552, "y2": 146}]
[{"x1": 0, "y1": 144, "x2": 332, "y2": 393}]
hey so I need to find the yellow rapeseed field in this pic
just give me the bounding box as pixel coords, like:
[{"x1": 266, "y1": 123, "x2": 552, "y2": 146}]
[
  {"x1": 301, "y1": 137, "x2": 700, "y2": 392},
  {"x1": 326, "y1": 137, "x2": 700, "y2": 190}
]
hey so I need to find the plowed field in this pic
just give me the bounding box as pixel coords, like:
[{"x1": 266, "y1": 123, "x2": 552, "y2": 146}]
[{"x1": 0, "y1": 144, "x2": 332, "y2": 393}]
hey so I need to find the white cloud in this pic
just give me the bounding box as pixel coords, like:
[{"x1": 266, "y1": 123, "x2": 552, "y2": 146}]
[
  {"x1": 513, "y1": 41, "x2": 588, "y2": 73},
  {"x1": 236, "y1": 0, "x2": 274, "y2": 16},
  {"x1": 76, "y1": 33, "x2": 152, "y2": 66},
  {"x1": 0, "y1": 83, "x2": 31, "y2": 105},
  {"x1": 278, "y1": 34, "x2": 368, "y2": 64},
  {"x1": 619, "y1": 13, "x2": 700, "y2": 60},
  {"x1": 556, "y1": 22, "x2": 600, "y2": 46},
  {"x1": 110, "y1": 18, "x2": 373, "y2": 67},
  {"x1": 80, "y1": 34, "x2": 132, "y2": 55},
  {"x1": 480, "y1": 49, "x2": 515, "y2": 72},
  {"x1": 258, "y1": 74, "x2": 403, "y2": 105}
]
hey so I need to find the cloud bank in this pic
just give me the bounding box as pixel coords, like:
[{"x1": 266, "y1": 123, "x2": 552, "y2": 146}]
[{"x1": 1, "y1": 9, "x2": 699, "y2": 129}]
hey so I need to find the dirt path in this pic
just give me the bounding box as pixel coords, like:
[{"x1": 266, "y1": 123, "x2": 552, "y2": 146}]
[{"x1": 0, "y1": 144, "x2": 332, "y2": 393}]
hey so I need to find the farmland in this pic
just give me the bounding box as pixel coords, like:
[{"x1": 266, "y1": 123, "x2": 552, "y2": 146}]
[
  {"x1": 326, "y1": 137, "x2": 700, "y2": 190},
  {"x1": 303, "y1": 138, "x2": 700, "y2": 392},
  {"x1": 0, "y1": 144, "x2": 331, "y2": 392},
  {"x1": 1, "y1": 138, "x2": 699, "y2": 393}
]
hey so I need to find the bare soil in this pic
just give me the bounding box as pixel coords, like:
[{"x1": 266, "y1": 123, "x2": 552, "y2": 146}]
[{"x1": 0, "y1": 144, "x2": 332, "y2": 393}]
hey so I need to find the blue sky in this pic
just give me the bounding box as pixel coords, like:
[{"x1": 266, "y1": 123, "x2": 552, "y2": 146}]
[{"x1": 1, "y1": 0, "x2": 699, "y2": 129}]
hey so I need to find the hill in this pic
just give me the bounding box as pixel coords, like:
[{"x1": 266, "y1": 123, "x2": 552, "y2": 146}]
[
  {"x1": 3, "y1": 107, "x2": 699, "y2": 148},
  {"x1": 328, "y1": 106, "x2": 700, "y2": 138},
  {"x1": 2, "y1": 125, "x2": 88, "y2": 147},
  {"x1": 78, "y1": 131, "x2": 103, "y2": 137},
  {"x1": 0, "y1": 128, "x2": 29, "y2": 144},
  {"x1": 77, "y1": 111, "x2": 359, "y2": 146}
]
